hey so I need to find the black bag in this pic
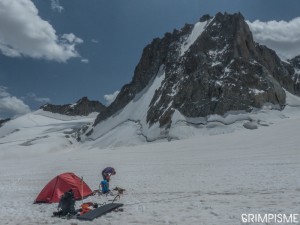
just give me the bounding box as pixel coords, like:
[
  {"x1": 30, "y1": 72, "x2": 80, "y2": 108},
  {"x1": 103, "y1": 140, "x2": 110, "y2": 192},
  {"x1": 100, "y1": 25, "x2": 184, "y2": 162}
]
[{"x1": 55, "y1": 189, "x2": 76, "y2": 216}]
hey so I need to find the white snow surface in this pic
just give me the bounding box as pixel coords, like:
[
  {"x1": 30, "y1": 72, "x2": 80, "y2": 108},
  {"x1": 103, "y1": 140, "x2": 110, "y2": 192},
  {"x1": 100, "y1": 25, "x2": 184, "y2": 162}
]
[
  {"x1": 88, "y1": 88, "x2": 300, "y2": 148},
  {"x1": 87, "y1": 65, "x2": 166, "y2": 146},
  {"x1": 0, "y1": 91, "x2": 300, "y2": 224},
  {"x1": 0, "y1": 110, "x2": 98, "y2": 159},
  {"x1": 180, "y1": 19, "x2": 212, "y2": 56}
]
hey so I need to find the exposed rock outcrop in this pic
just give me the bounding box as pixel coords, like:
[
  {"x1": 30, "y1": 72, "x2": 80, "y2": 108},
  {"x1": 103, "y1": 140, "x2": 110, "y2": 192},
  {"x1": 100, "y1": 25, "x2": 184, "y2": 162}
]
[
  {"x1": 288, "y1": 55, "x2": 300, "y2": 95},
  {"x1": 41, "y1": 97, "x2": 106, "y2": 116},
  {"x1": 0, "y1": 118, "x2": 10, "y2": 127}
]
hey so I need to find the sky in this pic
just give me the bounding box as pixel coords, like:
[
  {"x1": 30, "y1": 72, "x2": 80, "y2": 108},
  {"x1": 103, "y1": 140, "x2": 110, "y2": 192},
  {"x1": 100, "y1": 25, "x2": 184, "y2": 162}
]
[{"x1": 0, "y1": 0, "x2": 300, "y2": 119}]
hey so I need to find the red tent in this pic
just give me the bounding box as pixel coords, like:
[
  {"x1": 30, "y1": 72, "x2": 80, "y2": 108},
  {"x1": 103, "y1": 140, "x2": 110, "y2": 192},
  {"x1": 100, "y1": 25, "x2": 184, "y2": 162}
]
[{"x1": 34, "y1": 172, "x2": 93, "y2": 203}]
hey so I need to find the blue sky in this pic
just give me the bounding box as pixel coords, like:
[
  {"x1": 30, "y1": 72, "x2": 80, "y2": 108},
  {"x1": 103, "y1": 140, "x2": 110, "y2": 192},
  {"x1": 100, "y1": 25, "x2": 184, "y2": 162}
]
[{"x1": 0, "y1": 0, "x2": 300, "y2": 118}]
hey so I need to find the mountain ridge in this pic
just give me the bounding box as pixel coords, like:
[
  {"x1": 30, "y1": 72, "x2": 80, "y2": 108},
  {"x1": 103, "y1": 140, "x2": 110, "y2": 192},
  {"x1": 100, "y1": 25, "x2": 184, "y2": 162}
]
[
  {"x1": 90, "y1": 12, "x2": 299, "y2": 141},
  {"x1": 41, "y1": 97, "x2": 106, "y2": 116},
  {"x1": 0, "y1": 12, "x2": 300, "y2": 149},
  {"x1": 20, "y1": 12, "x2": 300, "y2": 145}
]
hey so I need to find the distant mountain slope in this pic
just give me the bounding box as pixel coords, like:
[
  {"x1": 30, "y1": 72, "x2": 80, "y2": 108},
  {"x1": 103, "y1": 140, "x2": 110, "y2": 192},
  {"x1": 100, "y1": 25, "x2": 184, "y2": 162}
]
[
  {"x1": 0, "y1": 110, "x2": 97, "y2": 157},
  {"x1": 41, "y1": 97, "x2": 106, "y2": 116},
  {"x1": 84, "y1": 12, "x2": 300, "y2": 145}
]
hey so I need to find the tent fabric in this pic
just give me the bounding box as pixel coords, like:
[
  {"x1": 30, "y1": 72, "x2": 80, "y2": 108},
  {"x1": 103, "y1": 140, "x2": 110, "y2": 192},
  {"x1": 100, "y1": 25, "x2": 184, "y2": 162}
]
[{"x1": 34, "y1": 172, "x2": 93, "y2": 203}]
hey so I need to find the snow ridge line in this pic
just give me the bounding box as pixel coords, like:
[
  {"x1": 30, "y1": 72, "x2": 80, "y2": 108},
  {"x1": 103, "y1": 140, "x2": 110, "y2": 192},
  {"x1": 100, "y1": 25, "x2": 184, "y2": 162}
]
[
  {"x1": 86, "y1": 118, "x2": 170, "y2": 143},
  {"x1": 173, "y1": 117, "x2": 254, "y2": 127}
]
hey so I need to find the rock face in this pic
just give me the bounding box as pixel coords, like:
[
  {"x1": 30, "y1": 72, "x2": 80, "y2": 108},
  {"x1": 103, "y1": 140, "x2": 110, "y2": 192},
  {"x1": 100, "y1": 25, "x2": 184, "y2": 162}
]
[
  {"x1": 0, "y1": 118, "x2": 10, "y2": 127},
  {"x1": 41, "y1": 97, "x2": 106, "y2": 116},
  {"x1": 288, "y1": 55, "x2": 300, "y2": 95},
  {"x1": 94, "y1": 12, "x2": 298, "y2": 130}
]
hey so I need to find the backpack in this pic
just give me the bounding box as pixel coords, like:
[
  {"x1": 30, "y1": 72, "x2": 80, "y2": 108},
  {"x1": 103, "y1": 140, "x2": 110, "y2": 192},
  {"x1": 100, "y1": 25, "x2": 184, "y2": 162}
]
[{"x1": 57, "y1": 190, "x2": 76, "y2": 216}]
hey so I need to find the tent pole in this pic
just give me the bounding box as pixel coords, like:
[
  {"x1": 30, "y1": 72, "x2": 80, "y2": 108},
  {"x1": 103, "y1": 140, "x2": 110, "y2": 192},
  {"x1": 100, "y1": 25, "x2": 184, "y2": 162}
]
[{"x1": 81, "y1": 176, "x2": 83, "y2": 205}]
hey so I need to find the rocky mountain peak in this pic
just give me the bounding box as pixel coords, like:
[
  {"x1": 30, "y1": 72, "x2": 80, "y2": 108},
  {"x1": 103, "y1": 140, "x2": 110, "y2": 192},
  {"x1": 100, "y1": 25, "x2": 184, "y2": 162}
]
[
  {"x1": 41, "y1": 97, "x2": 106, "y2": 116},
  {"x1": 289, "y1": 55, "x2": 300, "y2": 69},
  {"x1": 91, "y1": 12, "x2": 299, "y2": 140},
  {"x1": 199, "y1": 14, "x2": 213, "y2": 22}
]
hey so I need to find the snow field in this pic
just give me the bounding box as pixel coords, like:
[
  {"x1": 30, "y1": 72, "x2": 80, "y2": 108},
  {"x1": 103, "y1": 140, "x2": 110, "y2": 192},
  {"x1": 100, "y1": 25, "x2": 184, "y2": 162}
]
[
  {"x1": 0, "y1": 92, "x2": 300, "y2": 224},
  {"x1": 1, "y1": 109, "x2": 300, "y2": 224}
]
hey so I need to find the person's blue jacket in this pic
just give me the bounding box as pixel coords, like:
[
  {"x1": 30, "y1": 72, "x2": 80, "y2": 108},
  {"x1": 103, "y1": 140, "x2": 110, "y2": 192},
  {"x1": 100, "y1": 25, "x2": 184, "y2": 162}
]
[{"x1": 100, "y1": 180, "x2": 109, "y2": 193}]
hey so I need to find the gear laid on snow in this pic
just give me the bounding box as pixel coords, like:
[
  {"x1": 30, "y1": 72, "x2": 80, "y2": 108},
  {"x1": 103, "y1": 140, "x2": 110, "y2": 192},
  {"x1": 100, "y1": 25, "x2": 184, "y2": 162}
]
[
  {"x1": 77, "y1": 203, "x2": 123, "y2": 221},
  {"x1": 36, "y1": 169, "x2": 124, "y2": 221},
  {"x1": 113, "y1": 186, "x2": 125, "y2": 194},
  {"x1": 79, "y1": 202, "x2": 98, "y2": 215},
  {"x1": 53, "y1": 189, "x2": 76, "y2": 217}
]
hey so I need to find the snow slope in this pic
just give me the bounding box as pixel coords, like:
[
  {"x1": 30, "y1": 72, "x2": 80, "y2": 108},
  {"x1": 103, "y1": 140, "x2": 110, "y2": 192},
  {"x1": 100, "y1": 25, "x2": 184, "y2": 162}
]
[
  {"x1": 0, "y1": 110, "x2": 97, "y2": 159},
  {"x1": 86, "y1": 65, "x2": 166, "y2": 146},
  {"x1": 180, "y1": 18, "x2": 213, "y2": 56},
  {"x1": 86, "y1": 90, "x2": 300, "y2": 149},
  {"x1": 0, "y1": 94, "x2": 300, "y2": 224}
]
